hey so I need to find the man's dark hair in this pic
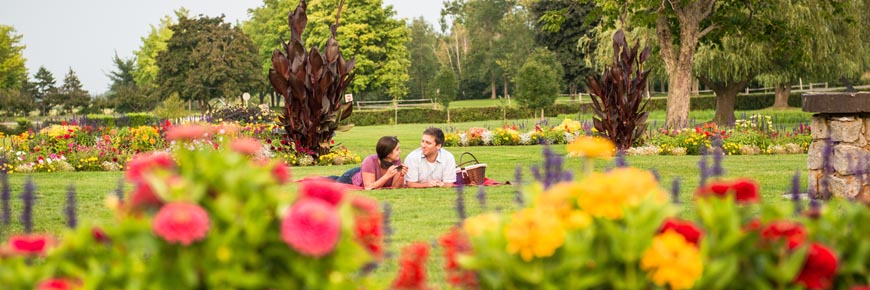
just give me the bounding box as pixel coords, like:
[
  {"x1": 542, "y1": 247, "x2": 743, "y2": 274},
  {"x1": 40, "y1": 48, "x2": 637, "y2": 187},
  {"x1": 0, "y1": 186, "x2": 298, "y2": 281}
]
[{"x1": 423, "y1": 127, "x2": 445, "y2": 146}]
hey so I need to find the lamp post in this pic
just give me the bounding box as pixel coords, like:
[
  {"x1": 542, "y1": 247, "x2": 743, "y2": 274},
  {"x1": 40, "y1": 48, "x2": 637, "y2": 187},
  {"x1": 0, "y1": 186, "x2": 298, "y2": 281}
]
[{"x1": 242, "y1": 92, "x2": 251, "y2": 107}]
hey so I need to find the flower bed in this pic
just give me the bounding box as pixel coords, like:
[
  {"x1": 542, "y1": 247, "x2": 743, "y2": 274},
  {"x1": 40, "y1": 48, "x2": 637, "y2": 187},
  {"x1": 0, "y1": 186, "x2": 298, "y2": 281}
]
[{"x1": 0, "y1": 121, "x2": 360, "y2": 174}]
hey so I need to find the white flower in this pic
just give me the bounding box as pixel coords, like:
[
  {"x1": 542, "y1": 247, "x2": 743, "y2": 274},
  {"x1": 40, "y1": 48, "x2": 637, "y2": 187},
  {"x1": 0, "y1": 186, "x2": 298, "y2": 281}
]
[
  {"x1": 519, "y1": 132, "x2": 532, "y2": 145},
  {"x1": 459, "y1": 133, "x2": 468, "y2": 146},
  {"x1": 481, "y1": 131, "x2": 493, "y2": 145}
]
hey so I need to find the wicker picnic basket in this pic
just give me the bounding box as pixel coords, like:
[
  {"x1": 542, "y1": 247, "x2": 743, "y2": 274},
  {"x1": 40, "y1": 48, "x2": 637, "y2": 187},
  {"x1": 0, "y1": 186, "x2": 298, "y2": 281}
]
[{"x1": 455, "y1": 152, "x2": 487, "y2": 185}]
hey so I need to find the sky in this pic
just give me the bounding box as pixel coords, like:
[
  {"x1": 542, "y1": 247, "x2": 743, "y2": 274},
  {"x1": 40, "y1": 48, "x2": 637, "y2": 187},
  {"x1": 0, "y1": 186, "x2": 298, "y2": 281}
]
[{"x1": 0, "y1": 0, "x2": 443, "y2": 95}]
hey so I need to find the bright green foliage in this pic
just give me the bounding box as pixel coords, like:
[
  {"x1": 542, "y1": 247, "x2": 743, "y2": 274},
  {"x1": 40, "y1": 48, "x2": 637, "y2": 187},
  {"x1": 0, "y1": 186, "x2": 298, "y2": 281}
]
[
  {"x1": 516, "y1": 48, "x2": 560, "y2": 110},
  {"x1": 58, "y1": 67, "x2": 90, "y2": 114},
  {"x1": 303, "y1": 0, "x2": 410, "y2": 100},
  {"x1": 0, "y1": 25, "x2": 27, "y2": 90},
  {"x1": 152, "y1": 93, "x2": 187, "y2": 119},
  {"x1": 156, "y1": 15, "x2": 264, "y2": 110},
  {"x1": 494, "y1": 6, "x2": 535, "y2": 99},
  {"x1": 463, "y1": 0, "x2": 511, "y2": 99},
  {"x1": 242, "y1": 0, "x2": 299, "y2": 76},
  {"x1": 406, "y1": 17, "x2": 440, "y2": 99},
  {"x1": 433, "y1": 65, "x2": 458, "y2": 111},
  {"x1": 133, "y1": 10, "x2": 185, "y2": 90}
]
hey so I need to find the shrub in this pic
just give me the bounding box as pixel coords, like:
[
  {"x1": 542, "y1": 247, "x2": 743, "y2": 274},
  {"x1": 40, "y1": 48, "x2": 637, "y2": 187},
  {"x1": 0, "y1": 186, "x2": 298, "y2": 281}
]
[{"x1": 516, "y1": 49, "x2": 561, "y2": 110}]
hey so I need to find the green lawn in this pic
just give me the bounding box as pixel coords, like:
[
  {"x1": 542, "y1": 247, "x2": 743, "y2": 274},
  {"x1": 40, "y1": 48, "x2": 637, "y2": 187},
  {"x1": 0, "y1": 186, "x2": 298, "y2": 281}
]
[{"x1": 1, "y1": 120, "x2": 810, "y2": 285}]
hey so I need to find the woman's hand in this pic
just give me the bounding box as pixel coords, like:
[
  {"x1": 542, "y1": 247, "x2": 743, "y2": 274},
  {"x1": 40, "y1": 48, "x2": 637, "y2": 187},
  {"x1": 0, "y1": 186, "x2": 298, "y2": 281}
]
[{"x1": 386, "y1": 165, "x2": 402, "y2": 177}]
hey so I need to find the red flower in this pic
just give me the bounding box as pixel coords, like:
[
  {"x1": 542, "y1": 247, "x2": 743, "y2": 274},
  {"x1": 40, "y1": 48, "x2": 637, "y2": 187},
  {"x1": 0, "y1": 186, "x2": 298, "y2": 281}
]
[
  {"x1": 744, "y1": 218, "x2": 763, "y2": 232},
  {"x1": 351, "y1": 196, "x2": 379, "y2": 216},
  {"x1": 300, "y1": 179, "x2": 345, "y2": 206},
  {"x1": 125, "y1": 152, "x2": 175, "y2": 182},
  {"x1": 658, "y1": 218, "x2": 702, "y2": 246},
  {"x1": 36, "y1": 278, "x2": 79, "y2": 290},
  {"x1": 152, "y1": 202, "x2": 211, "y2": 245},
  {"x1": 130, "y1": 181, "x2": 163, "y2": 210},
  {"x1": 281, "y1": 198, "x2": 341, "y2": 257},
  {"x1": 230, "y1": 137, "x2": 262, "y2": 155},
  {"x1": 8, "y1": 234, "x2": 54, "y2": 256},
  {"x1": 850, "y1": 286, "x2": 870, "y2": 290},
  {"x1": 352, "y1": 196, "x2": 384, "y2": 258},
  {"x1": 392, "y1": 242, "x2": 430, "y2": 290},
  {"x1": 165, "y1": 125, "x2": 211, "y2": 141},
  {"x1": 92, "y1": 227, "x2": 110, "y2": 244},
  {"x1": 696, "y1": 178, "x2": 760, "y2": 203},
  {"x1": 439, "y1": 227, "x2": 479, "y2": 289},
  {"x1": 761, "y1": 220, "x2": 806, "y2": 250},
  {"x1": 271, "y1": 163, "x2": 292, "y2": 184},
  {"x1": 795, "y1": 243, "x2": 838, "y2": 290}
]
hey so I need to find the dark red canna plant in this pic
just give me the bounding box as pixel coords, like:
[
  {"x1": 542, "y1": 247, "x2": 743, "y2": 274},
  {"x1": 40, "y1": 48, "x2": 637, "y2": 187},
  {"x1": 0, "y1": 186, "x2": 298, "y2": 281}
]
[
  {"x1": 269, "y1": 0, "x2": 355, "y2": 158},
  {"x1": 586, "y1": 29, "x2": 651, "y2": 151}
]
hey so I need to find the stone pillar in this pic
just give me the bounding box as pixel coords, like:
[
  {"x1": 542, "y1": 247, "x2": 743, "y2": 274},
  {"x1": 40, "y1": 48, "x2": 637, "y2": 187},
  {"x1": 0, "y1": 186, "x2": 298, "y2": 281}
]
[{"x1": 803, "y1": 92, "x2": 870, "y2": 199}]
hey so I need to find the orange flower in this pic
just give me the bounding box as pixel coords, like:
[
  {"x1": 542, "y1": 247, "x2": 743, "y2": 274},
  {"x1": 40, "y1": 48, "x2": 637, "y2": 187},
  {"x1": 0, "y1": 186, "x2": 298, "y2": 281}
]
[{"x1": 566, "y1": 136, "x2": 615, "y2": 159}]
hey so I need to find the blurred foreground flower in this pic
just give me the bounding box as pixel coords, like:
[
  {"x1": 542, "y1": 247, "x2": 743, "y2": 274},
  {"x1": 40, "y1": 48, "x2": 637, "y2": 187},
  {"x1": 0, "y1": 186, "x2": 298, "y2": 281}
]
[
  {"x1": 566, "y1": 136, "x2": 615, "y2": 159},
  {"x1": 152, "y1": 202, "x2": 210, "y2": 245},
  {"x1": 641, "y1": 230, "x2": 703, "y2": 290}
]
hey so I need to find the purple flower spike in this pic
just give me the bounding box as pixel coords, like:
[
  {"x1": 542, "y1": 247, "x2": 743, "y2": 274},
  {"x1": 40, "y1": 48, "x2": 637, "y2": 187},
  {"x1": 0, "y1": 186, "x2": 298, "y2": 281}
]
[
  {"x1": 698, "y1": 153, "x2": 709, "y2": 187},
  {"x1": 114, "y1": 177, "x2": 125, "y2": 202},
  {"x1": 476, "y1": 185, "x2": 487, "y2": 211},
  {"x1": 66, "y1": 184, "x2": 77, "y2": 228},
  {"x1": 820, "y1": 139, "x2": 834, "y2": 200},
  {"x1": 614, "y1": 150, "x2": 627, "y2": 167},
  {"x1": 530, "y1": 165, "x2": 541, "y2": 184},
  {"x1": 791, "y1": 170, "x2": 802, "y2": 215},
  {"x1": 381, "y1": 202, "x2": 394, "y2": 251},
  {"x1": 711, "y1": 138, "x2": 725, "y2": 178},
  {"x1": 1, "y1": 171, "x2": 10, "y2": 225},
  {"x1": 514, "y1": 166, "x2": 525, "y2": 206},
  {"x1": 21, "y1": 177, "x2": 35, "y2": 233},
  {"x1": 650, "y1": 169, "x2": 660, "y2": 182},
  {"x1": 671, "y1": 178, "x2": 681, "y2": 204},
  {"x1": 455, "y1": 183, "x2": 467, "y2": 224}
]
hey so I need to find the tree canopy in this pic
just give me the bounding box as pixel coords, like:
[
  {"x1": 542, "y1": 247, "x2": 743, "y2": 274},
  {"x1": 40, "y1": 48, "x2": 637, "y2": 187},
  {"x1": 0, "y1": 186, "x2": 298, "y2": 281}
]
[
  {"x1": 58, "y1": 67, "x2": 90, "y2": 114},
  {"x1": 0, "y1": 25, "x2": 27, "y2": 90},
  {"x1": 156, "y1": 14, "x2": 264, "y2": 110},
  {"x1": 406, "y1": 17, "x2": 440, "y2": 99},
  {"x1": 134, "y1": 9, "x2": 186, "y2": 90}
]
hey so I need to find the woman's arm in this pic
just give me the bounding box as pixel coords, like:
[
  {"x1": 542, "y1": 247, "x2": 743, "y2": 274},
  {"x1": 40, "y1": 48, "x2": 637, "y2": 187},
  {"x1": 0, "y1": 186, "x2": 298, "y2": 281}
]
[{"x1": 362, "y1": 165, "x2": 399, "y2": 190}]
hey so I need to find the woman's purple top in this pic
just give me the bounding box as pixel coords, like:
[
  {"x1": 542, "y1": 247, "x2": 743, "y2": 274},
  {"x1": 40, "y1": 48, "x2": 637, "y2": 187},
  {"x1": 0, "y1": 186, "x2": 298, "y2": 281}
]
[{"x1": 352, "y1": 154, "x2": 402, "y2": 187}]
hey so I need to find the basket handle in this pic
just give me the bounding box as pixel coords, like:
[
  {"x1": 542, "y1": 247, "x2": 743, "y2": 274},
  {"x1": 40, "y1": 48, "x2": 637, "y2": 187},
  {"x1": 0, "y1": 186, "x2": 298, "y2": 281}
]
[{"x1": 457, "y1": 152, "x2": 479, "y2": 168}]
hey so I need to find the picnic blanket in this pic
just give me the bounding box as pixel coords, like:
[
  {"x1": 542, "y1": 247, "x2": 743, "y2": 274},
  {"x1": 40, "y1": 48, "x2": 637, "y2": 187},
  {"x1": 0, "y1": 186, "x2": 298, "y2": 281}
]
[{"x1": 293, "y1": 176, "x2": 509, "y2": 190}]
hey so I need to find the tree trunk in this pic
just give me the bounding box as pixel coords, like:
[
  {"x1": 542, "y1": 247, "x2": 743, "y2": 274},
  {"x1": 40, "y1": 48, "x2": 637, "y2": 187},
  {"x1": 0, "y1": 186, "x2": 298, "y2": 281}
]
[
  {"x1": 490, "y1": 77, "x2": 497, "y2": 99},
  {"x1": 446, "y1": 108, "x2": 451, "y2": 123},
  {"x1": 503, "y1": 78, "x2": 510, "y2": 101},
  {"x1": 773, "y1": 82, "x2": 791, "y2": 108},
  {"x1": 700, "y1": 77, "x2": 750, "y2": 126},
  {"x1": 656, "y1": 0, "x2": 716, "y2": 129}
]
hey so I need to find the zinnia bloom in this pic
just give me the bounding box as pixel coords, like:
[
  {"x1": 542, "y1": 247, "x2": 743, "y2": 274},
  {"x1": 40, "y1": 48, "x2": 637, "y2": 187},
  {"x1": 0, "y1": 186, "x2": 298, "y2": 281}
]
[
  {"x1": 272, "y1": 162, "x2": 292, "y2": 184},
  {"x1": 761, "y1": 220, "x2": 806, "y2": 250},
  {"x1": 575, "y1": 168, "x2": 667, "y2": 219},
  {"x1": 230, "y1": 137, "x2": 262, "y2": 155},
  {"x1": 392, "y1": 242, "x2": 430, "y2": 290},
  {"x1": 300, "y1": 179, "x2": 345, "y2": 206},
  {"x1": 130, "y1": 181, "x2": 162, "y2": 210},
  {"x1": 641, "y1": 230, "x2": 703, "y2": 290},
  {"x1": 439, "y1": 227, "x2": 479, "y2": 289},
  {"x1": 7, "y1": 234, "x2": 54, "y2": 256},
  {"x1": 152, "y1": 202, "x2": 211, "y2": 245},
  {"x1": 795, "y1": 243, "x2": 838, "y2": 290},
  {"x1": 696, "y1": 178, "x2": 760, "y2": 203},
  {"x1": 36, "y1": 278, "x2": 80, "y2": 290},
  {"x1": 281, "y1": 198, "x2": 341, "y2": 257},
  {"x1": 124, "y1": 152, "x2": 175, "y2": 182},
  {"x1": 504, "y1": 207, "x2": 565, "y2": 262},
  {"x1": 659, "y1": 218, "x2": 702, "y2": 246},
  {"x1": 352, "y1": 197, "x2": 384, "y2": 258},
  {"x1": 165, "y1": 124, "x2": 211, "y2": 141},
  {"x1": 566, "y1": 136, "x2": 615, "y2": 159}
]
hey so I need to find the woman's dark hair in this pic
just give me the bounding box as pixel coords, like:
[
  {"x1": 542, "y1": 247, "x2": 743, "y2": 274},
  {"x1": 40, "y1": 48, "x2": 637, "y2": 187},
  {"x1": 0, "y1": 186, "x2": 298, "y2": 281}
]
[
  {"x1": 376, "y1": 136, "x2": 400, "y2": 166},
  {"x1": 423, "y1": 127, "x2": 445, "y2": 146}
]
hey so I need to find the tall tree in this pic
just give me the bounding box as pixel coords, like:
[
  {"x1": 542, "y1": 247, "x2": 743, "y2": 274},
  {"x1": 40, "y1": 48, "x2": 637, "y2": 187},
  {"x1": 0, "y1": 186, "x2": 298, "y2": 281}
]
[
  {"x1": 107, "y1": 53, "x2": 158, "y2": 113},
  {"x1": 530, "y1": 0, "x2": 597, "y2": 96},
  {"x1": 242, "y1": 0, "x2": 298, "y2": 106},
  {"x1": 433, "y1": 65, "x2": 458, "y2": 122},
  {"x1": 439, "y1": 0, "x2": 470, "y2": 80},
  {"x1": 303, "y1": 0, "x2": 411, "y2": 100},
  {"x1": 0, "y1": 25, "x2": 27, "y2": 90},
  {"x1": 495, "y1": 4, "x2": 535, "y2": 103},
  {"x1": 133, "y1": 9, "x2": 187, "y2": 90},
  {"x1": 694, "y1": 36, "x2": 767, "y2": 124},
  {"x1": 516, "y1": 48, "x2": 560, "y2": 111},
  {"x1": 594, "y1": 0, "x2": 745, "y2": 128},
  {"x1": 32, "y1": 66, "x2": 57, "y2": 116},
  {"x1": 406, "y1": 17, "x2": 440, "y2": 99},
  {"x1": 156, "y1": 15, "x2": 264, "y2": 110},
  {"x1": 464, "y1": 0, "x2": 512, "y2": 99},
  {"x1": 58, "y1": 67, "x2": 90, "y2": 114}
]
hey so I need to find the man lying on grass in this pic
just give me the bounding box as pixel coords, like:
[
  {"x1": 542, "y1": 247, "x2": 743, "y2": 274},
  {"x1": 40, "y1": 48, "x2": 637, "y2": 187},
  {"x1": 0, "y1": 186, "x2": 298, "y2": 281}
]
[{"x1": 403, "y1": 127, "x2": 457, "y2": 188}]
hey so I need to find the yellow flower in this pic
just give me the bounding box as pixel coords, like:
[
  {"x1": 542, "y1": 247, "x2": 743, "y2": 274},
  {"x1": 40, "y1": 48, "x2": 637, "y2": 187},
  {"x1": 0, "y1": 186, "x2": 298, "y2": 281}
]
[
  {"x1": 566, "y1": 136, "x2": 615, "y2": 159},
  {"x1": 534, "y1": 182, "x2": 589, "y2": 229},
  {"x1": 574, "y1": 167, "x2": 667, "y2": 219},
  {"x1": 505, "y1": 207, "x2": 565, "y2": 262},
  {"x1": 463, "y1": 213, "x2": 500, "y2": 237},
  {"x1": 641, "y1": 230, "x2": 703, "y2": 290}
]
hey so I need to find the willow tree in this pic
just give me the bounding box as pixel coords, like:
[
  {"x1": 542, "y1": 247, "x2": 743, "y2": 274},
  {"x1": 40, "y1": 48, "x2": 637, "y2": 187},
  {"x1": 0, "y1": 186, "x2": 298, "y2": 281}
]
[{"x1": 694, "y1": 36, "x2": 767, "y2": 125}]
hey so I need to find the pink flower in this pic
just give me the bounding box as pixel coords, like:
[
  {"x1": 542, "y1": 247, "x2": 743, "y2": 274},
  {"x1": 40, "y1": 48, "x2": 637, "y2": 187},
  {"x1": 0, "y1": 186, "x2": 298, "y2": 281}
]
[
  {"x1": 230, "y1": 137, "x2": 262, "y2": 155},
  {"x1": 7, "y1": 234, "x2": 54, "y2": 256},
  {"x1": 130, "y1": 182, "x2": 163, "y2": 210},
  {"x1": 36, "y1": 278, "x2": 79, "y2": 290},
  {"x1": 152, "y1": 202, "x2": 211, "y2": 245},
  {"x1": 272, "y1": 163, "x2": 292, "y2": 184},
  {"x1": 281, "y1": 198, "x2": 341, "y2": 257},
  {"x1": 165, "y1": 125, "x2": 211, "y2": 141},
  {"x1": 300, "y1": 179, "x2": 345, "y2": 206},
  {"x1": 125, "y1": 152, "x2": 175, "y2": 182}
]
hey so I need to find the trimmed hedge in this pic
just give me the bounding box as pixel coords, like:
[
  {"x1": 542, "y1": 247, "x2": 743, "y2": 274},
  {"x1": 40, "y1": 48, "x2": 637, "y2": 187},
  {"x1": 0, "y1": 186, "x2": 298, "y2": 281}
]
[{"x1": 346, "y1": 92, "x2": 803, "y2": 126}]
